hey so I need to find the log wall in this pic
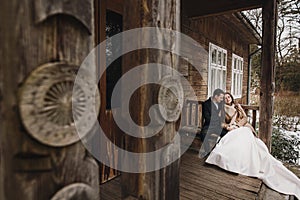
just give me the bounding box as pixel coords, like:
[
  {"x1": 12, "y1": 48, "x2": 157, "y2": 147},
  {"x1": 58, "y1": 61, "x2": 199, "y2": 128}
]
[
  {"x1": 181, "y1": 14, "x2": 251, "y2": 104},
  {"x1": 0, "y1": 0, "x2": 99, "y2": 199}
]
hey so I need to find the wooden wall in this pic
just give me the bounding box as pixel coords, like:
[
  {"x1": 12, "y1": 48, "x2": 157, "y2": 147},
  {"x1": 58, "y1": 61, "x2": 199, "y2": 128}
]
[
  {"x1": 181, "y1": 14, "x2": 251, "y2": 104},
  {"x1": 0, "y1": 0, "x2": 98, "y2": 199}
]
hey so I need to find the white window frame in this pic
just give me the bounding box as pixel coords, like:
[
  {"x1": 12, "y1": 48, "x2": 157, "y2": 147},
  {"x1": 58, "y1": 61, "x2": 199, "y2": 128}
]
[
  {"x1": 208, "y1": 43, "x2": 227, "y2": 97},
  {"x1": 231, "y1": 53, "x2": 244, "y2": 98}
]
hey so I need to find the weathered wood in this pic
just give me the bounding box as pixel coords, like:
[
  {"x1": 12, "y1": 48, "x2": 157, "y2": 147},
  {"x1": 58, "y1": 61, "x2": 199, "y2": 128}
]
[
  {"x1": 121, "y1": 0, "x2": 181, "y2": 199},
  {"x1": 35, "y1": 0, "x2": 93, "y2": 34},
  {"x1": 180, "y1": 100, "x2": 259, "y2": 132},
  {"x1": 18, "y1": 62, "x2": 100, "y2": 147},
  {"x1": 259, "y1": 0, "x2": 277, "y2": 149},
  {"x1": 98, "y1": 150, "x2": 267, "y2": 199},
  {"x1": 257, "y1": 184, "x2": 288, "y2": 200},
  {"x1": 95, "y1": 0, "x2": 125, "y2": 184},
  {"x1": 51, "y1": 183, "x2": 98, "y2": 200},
  {"x1": 0, "y1": 0, "x2": 98, "y2": 199},
  {"x1": 182, "y1": 0, "x2": 262, "y2": 18},
  {"x1": 181, "y1": 13, "x2": 257, "y2": 104}
]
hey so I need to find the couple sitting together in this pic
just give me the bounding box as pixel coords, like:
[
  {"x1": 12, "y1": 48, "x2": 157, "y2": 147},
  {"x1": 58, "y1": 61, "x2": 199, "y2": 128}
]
[{"x1": 198, "y1": 88, "x2": 300, "y2": 199}]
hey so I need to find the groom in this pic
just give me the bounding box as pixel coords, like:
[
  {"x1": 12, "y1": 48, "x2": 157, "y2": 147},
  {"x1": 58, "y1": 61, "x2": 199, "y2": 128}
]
[{"x1": 199, "y1": 88, "x2": 228, "y2": 157}]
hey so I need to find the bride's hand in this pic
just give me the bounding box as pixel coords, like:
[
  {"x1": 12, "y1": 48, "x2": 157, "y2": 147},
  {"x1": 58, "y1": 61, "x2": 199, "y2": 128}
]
[{"x1": 227, "y1": 125, "x2": 236, "y2": 131}]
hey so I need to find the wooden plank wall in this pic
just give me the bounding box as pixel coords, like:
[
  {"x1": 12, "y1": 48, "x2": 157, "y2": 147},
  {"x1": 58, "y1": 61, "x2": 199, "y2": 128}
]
[
  {"x1": 0, "y1": 0, "x2": 99, "y2": 199},
  {"x1": 181, "y1": 14, "x2": 250, "y2": 104}
]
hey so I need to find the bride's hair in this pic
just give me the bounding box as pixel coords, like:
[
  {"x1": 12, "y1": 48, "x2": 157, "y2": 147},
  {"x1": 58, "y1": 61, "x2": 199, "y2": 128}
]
[{"x1": 225, "y1": 92, "x2": 235, "y2": 106}]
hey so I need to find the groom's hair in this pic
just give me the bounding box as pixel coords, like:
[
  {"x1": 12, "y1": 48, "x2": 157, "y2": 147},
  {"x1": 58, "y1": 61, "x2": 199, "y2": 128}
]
[{"x1": 213, "y1": 88, "x2": 224, "y2": 97}]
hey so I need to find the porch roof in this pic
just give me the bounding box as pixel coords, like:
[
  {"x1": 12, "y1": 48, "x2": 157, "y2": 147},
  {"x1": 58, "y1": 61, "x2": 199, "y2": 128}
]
[
  {"x1": 182, "y1": 0, "x2": 262, "y2": 45},
  {"x1": 182, "y1": 0, "x2": 263, "y2": 18}
]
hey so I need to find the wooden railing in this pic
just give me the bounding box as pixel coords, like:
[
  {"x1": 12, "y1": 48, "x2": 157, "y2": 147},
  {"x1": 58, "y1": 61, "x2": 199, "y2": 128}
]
[
  {"x1": 241, "y1": 104, "x2": 259, "y2": 130},
  {"x1": 180, "y1": 100, "x2": 259, "y2": 134}
]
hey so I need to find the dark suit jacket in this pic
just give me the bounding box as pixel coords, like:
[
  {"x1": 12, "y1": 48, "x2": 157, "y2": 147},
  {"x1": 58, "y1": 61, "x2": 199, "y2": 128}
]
[{"x1": 200, "y1": 98, "x2": 227, "y2": 141}]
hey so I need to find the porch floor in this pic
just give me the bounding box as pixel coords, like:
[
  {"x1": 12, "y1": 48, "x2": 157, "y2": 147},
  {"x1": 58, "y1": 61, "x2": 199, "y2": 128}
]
[{"x1": 100, "y1": 150, "x2": 288, "y2": 199}]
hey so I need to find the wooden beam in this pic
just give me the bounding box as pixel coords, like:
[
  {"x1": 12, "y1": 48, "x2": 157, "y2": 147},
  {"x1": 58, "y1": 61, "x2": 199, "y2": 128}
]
[
  {"x1": 1, "y1": 0, "x2": 99, "y2": 199},
  {"x1": 121, "y1": 0, "x2": 180, "y2": 199},
  {"x1": 259, "y1": 0, "x2": 277, "y2": 150},
  {"x1": 182, "y1": 0, "x2": 262, "y2": 18}
]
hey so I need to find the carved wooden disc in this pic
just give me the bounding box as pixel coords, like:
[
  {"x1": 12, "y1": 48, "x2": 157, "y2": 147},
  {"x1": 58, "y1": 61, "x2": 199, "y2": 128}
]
[
  {"x1": 19, "y1": 62, "x2": 100, "y2": 147},
  {"x1": 158, "y1": 75, "x2": 183, "y2": 122},
  {"x1": 51, "y1": 183, "x2": 97, "y2": 200}
]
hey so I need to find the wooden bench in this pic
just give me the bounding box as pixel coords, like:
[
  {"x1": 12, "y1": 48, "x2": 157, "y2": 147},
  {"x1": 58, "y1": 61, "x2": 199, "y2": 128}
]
[
  {"x1": 179, "y1": 99, "x2": 259, "y2": 152},
  {"x1": 179, "y1": 100, "x2": 203, "y2": 151}
]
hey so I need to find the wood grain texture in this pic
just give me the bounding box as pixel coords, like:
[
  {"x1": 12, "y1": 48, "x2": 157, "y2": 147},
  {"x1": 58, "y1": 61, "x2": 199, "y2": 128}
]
[
  {"x1": 121, "y1": 0, "x2": 181, "y2": 199},
  {"x1": 182, "y1": 0, "x2": 262, "y2": 18},
  {"x1": 35, "y1": 0, "x2": 93, "y2": 34},
  {"x1": 181, "y1": 13, "x2": 256, "y2": 104},
  {"x1": 99, "y1": 150, "x2": 286, "y2": 200},
  {"x1": 259, "y1": 0, "x2": 277, "y2": 149},
  {"x1": 0, "y1": 0, "x2": 98, "y2": 199}
]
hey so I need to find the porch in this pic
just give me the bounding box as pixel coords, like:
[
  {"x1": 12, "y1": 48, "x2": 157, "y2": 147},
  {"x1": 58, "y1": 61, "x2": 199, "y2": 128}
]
[{"x1": 100, "y1": 150, "x2": 288, "y2": 200}]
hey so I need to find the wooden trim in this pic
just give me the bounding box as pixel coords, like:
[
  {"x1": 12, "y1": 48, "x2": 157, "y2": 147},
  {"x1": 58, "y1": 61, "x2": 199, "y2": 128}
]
[
  {"x1": 106, "y1": 0, "x2": 123, "y2": 14},
  {"x1": 182, "y1": 0, "x2": 262, "y2": 18}
]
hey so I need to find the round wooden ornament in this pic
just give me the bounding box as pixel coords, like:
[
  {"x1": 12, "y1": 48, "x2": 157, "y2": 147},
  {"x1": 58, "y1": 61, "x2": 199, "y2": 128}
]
[
  {"x1": 19, "y1": 62, "x2": 100, "y2": 147},
  {"x1": 158, "y1": 75, "x2": 183, "y2": 122}
]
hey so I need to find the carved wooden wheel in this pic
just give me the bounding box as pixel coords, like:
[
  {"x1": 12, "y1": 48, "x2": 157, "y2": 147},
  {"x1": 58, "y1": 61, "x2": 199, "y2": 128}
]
[
  {"x1": 158, "y1": 75, "x2": 183, "y2": 122},
  {"x1": 51, "y1": 183, "x2": 97, "y2": 200},
  {"x1": 19, "y1": 62, "x2": 100, "y2": 147}
]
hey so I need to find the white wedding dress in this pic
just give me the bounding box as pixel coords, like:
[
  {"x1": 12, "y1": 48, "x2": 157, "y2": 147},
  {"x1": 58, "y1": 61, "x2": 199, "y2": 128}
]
[{"x1": 205, "y1": 127, "x2": 300, "y2": 199}]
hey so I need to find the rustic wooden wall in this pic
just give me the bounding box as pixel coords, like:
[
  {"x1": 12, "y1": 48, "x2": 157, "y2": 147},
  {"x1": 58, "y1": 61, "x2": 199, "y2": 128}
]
[
  {"x1": 0, "y1": 0, "x2": 99, "y2": 199},
  {"x1": 181, "y1": 14, "x2": 251, "y2": 104},
  {"x1": 120, "y1": 0, "x2": 181, "y2": 199}
]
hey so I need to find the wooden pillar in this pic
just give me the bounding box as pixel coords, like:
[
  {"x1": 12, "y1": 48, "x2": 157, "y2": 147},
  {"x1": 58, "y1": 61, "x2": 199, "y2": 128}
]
[
  {"x1": 259, "y1": 0, "x2": 277, "y2": 150},
  {"x1": 0, "y1": 0, "x2": 98, "y2": 199},
  {"x1": 121, "y1": 0, "x2": 180, "y2": 199}
]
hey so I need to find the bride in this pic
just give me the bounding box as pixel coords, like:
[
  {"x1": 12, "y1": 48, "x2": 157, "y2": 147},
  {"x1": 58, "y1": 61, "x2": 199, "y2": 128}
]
[{"x1": 205, "y1": 92, "x2": 300, "y2": 199}]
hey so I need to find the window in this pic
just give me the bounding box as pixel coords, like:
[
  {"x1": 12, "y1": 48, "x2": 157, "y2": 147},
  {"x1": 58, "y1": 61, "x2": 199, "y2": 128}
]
[
  {"x1": 208, "y1": 43, "x2": 227, "y2": 97},
  {"x1": 106, "y1": 10, "x2": 123, "y2": 109},
  {"x1": 231, "y1": 54, "x2": 243, "y2": 98}
]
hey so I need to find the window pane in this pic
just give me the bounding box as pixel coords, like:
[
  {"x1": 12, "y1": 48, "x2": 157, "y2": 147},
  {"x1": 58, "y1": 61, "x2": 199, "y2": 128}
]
[
  {"x1": 239, "y1": 74, "x2": 242, "y2": 95},
  {"x1": 231, "y1": 73, "x2": 236, "y2": 95},
  {"x1": 223, "y1": 53, "x2": 226, "y2": 66},
  {"x1": 235, "y1": 58, "x2": 238, "y2": 69},
  {"x1": 212, "y1": 49, "x2": 217, "y2": 64},
  {"x1": 240, "y1": 74, "x2": 243, "y2": 95},
  {"x1": 223, "y1": 71, "x2": 226, "y2": 90},
  {"x1": 235, "y1": 75, "x2": 238, "y2": 95},
  {"x1": 218, "y1": 51, "x2": 222, "y2": 65},
  {"x1": 211, "y1": 69, "x2": 215, "y2": 93},
  {"x1": 240, "y1": 61, "x2": 243, "y2": 71},
  {"x1": 216, "y1": 70, "x2": 220, "y2": 89}
]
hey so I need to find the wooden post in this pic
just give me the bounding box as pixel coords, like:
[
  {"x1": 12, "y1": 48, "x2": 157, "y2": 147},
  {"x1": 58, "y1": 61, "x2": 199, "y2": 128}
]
[
  {"x1": 259, "y1": 0, "x2": 277, "y2": 150},
  {"x1": 0, "y1": 0, "x2": 99, "y2": 199},
  {"x1": 121, "y1": 0, "x2": 180, "y2": 199}
]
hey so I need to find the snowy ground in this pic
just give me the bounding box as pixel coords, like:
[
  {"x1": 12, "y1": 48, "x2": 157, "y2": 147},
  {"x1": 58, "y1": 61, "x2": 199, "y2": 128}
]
[{"x1": 273, "y1": 116, "x2": 300, "y2": 164}]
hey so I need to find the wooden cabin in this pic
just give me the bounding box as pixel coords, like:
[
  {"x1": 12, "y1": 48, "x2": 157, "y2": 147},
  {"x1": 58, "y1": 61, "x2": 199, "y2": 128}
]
[
  {"x1": 181, "y1": 12, "x2": 261, "y2": 104},
  {"x1": 1, "y1": 0, "x2": 282, "y2": 199}
]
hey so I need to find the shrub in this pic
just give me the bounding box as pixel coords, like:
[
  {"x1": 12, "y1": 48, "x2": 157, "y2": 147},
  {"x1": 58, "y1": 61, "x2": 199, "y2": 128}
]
[{"x1": 271, "y1": 127, "x2": 300, "y2": 164}]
